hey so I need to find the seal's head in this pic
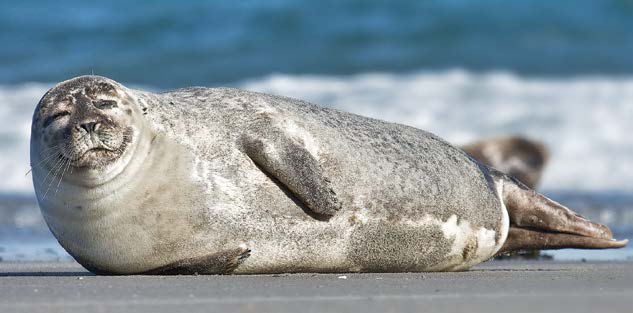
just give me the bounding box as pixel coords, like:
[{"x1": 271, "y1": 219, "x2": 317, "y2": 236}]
[{"x1": 31, "y1": 76, "x2": 148, "y2": 188}]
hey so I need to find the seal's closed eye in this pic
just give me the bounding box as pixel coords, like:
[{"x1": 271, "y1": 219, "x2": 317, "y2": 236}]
[
  {"x1": 43, "y1": 111, "x2": 70, "y2": 128},
  {"x1": 94, "y1": 100, "x2": 117, "y2": 110}
]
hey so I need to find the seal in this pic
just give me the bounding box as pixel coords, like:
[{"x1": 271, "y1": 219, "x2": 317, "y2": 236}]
[
  {"x1": 30, "y1": 76, "x2": 627, "y2": 275},
  {"x1": 461, "y1": 136, "x2": 549, "y2": 189}
]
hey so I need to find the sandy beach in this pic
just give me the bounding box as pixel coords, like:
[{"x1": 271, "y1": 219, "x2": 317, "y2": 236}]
[{"x1": 1, "y1": 260, "x2": 631, "y2": 313}]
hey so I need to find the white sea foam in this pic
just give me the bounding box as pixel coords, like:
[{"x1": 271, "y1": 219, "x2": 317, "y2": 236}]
[
  {"x1": 0, "y1": 83, "x2": 51, "y2": 195},
  {"x1": 1, "y1": 70, "x2": 633, "y2": 194}
]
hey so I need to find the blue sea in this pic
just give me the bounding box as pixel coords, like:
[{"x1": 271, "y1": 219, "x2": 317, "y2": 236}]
[{"x1": 1, "y1": 0, "x2": 633, "y2": 262}]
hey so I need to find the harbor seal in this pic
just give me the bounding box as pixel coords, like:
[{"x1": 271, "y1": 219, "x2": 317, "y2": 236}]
[
  {"x1": 30, "y1": 76, "x2": 627, "y2": 275},
  {"x1": 461, "y1": 136, "x2": 549, "y2": 189}
]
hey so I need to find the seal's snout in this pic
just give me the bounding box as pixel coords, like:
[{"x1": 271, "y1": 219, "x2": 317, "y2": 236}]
[
  {"x1": 77, "y1": 121, "x2": 101, "y2": 133},
  {"x1": 64, "y1": 112, "x2": 130, "y2": 168},
  {"x1": 69, "y1": 117, "x2": 109, "y2": 145}
]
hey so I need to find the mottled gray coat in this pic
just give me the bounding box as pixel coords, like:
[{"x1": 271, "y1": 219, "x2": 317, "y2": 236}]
[
  {"x1": 32, "y1": 77, "x2": 509, "y2": 274},
  {"x1": 140, "y1": 87, "x2": 507, "y2": 273}
]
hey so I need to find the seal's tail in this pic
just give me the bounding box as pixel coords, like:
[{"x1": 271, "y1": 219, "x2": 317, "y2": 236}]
[{"x1": 490, "y1": 169, "x2": 628, "y2": 254}]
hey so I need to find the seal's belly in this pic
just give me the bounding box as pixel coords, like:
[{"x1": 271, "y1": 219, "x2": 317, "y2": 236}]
[{"x1": 234, "y1": 205, "x2": 509, "y2": 273}]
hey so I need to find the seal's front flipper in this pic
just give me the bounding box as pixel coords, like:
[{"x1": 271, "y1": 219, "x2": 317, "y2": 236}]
[
  {"x1": 241, "y1": 129, "x2": 341, "y2": 219},
  {"x1": 141, "y1": 247, "x2": 251, "y2": 275},
  {"x1": 491, "y1": 170, "x2": 628, "y2": 254}
]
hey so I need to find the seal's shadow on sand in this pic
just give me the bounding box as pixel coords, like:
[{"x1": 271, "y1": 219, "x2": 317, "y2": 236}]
[
  {"x1": 469, "y1": 268, "x2": 565, "y2": 272},
  {"x1": 0, "y1": 271, "x2": 94, "y2": 277},
  {"x1": 0, "y1": 267, "x2": 563, "y2": 277}
]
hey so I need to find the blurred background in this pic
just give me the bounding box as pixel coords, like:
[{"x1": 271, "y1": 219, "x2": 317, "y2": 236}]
[{"x1": 1, "y1": 0, "x2": 632, "y2": 261}]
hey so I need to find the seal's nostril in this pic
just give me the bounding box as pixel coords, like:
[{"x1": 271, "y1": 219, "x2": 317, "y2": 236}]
[{"x1": 79, "y1": 122, "x2": 97, "y2": 133}]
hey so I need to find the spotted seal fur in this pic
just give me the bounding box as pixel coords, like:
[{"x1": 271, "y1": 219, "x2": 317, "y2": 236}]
[{"x1": 30, "y1": 76, "x2": 627, "y2": 274}]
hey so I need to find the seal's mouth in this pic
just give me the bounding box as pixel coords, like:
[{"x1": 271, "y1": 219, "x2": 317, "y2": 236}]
[
  {"x1": 62, "y1": 127, "x2": 133, "y2": 168},
  {"x1": 69, "y1": 146, "x2": 123, "y2": 168},
  {"x1": 77, "y1": 147, "x2": 115, "y2": 160}
]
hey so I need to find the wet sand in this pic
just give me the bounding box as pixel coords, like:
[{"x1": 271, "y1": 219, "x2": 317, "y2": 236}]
[{"x1": 1, "y1": 260, "x2": 632, "y2": 313}]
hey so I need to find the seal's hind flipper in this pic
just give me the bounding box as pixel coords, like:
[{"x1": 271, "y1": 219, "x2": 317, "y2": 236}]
[
  {"x1": 501, "y1": 227, "x2": 628, "y2": 253},
  {"x1": 141, "y1": 247, "x2": 251, "y2": 275},
  {"x1": 489, "y1": 169, "x2": 628, "y2": 254},
  {"x1": 241, "y1": 129, "x2": 341, "y2": 219}
]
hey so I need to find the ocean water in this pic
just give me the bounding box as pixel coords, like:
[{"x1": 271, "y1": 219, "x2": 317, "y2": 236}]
[
  {"x1": 2, "y1": 0, "x2": 633, "y2": 86},
  {"x1": 1, "y1": 1, "x2": 633, "y2": 262}
]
